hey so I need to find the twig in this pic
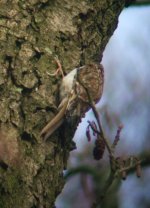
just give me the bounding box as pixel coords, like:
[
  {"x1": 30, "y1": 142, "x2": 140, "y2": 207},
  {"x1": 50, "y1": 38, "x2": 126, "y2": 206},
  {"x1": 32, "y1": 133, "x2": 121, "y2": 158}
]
[
  {"x1": 87, "y1": 121, "x2": 100, "y2": 135},
  {"x1": 64, "y1": 165, "x2": 100, "y2": 181},
  {"x1": 112, "y1": 125, "x2": 123, "y2": 150},
  {"x1": 77, "y1": 73, "x2": 114, "y2": 159}
]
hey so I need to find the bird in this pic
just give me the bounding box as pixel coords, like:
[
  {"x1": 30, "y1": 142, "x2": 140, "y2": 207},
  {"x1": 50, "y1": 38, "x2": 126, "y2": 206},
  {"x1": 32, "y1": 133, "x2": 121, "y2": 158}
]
[{"x1": 40, "y1": 63, "x2": 104, "y2": 141}]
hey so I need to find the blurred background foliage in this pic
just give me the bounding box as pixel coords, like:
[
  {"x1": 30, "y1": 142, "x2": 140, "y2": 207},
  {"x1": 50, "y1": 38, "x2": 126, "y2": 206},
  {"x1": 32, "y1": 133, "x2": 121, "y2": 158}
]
[{"x1": 56, "y1": 5, "x2": 150, "y2": 208}]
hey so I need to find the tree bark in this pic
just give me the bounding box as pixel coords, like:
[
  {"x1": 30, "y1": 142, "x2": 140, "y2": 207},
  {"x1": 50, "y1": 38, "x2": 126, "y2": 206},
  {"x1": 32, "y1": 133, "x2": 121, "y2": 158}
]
[{"x1": 0, "y1": 0, "x2": 125, "y2": 207}]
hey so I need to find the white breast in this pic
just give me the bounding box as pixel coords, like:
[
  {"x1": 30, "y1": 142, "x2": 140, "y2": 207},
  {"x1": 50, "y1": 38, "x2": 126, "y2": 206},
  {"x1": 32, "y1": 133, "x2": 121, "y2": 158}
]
[{"x1": 60, "y1": 68, "x2": 77, "y2": 99}]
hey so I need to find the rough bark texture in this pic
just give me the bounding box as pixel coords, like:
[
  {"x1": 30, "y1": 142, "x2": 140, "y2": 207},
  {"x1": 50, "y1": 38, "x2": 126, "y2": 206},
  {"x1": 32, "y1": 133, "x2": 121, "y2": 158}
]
[{"x1": 0, "y1": 0, "x2": 125, "y2": 207}]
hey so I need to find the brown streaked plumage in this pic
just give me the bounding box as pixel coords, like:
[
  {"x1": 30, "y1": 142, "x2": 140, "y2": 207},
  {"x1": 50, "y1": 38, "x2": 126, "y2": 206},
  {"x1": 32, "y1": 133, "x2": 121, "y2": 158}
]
[{"x1": 40, "y1": 63, "x2": 104, "y2": 141}]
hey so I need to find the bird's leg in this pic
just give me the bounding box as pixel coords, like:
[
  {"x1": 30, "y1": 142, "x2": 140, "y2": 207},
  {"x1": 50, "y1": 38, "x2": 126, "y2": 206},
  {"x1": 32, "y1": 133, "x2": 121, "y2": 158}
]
[{"x1": 48, "y1": 57, "x2": 64, "y2": 77}]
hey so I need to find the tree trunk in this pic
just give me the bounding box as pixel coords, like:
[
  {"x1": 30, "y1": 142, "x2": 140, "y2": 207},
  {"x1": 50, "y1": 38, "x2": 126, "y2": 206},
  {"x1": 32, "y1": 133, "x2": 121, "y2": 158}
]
[{"x1": 0, "y1": 0, "x2": 125, "y2": 207}]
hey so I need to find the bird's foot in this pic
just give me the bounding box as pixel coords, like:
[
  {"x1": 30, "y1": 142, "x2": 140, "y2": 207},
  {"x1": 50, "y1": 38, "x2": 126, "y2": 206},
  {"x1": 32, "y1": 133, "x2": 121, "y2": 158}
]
[{"x1": 48, "y1": 58, "x2": 64, "y2": 77}]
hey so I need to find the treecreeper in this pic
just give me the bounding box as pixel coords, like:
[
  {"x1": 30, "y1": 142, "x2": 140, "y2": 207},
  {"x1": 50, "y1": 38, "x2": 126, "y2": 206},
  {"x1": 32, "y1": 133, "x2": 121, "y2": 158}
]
[{"x1": 40, "y1": 63, "x2": 104, "y2": 141}]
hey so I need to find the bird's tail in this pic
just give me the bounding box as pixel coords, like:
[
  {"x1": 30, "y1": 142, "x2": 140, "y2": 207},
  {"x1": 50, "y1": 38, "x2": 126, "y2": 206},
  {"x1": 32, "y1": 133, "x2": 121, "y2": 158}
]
[{"x1": 40, "y1": 100, "x2": 68, "y2": 141}]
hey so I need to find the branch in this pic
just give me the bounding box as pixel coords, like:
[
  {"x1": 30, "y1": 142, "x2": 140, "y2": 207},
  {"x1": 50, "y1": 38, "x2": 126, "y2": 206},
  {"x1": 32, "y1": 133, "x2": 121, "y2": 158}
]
[{"x1": 128, "y1": 0, "x2": 150, "y2": 6}]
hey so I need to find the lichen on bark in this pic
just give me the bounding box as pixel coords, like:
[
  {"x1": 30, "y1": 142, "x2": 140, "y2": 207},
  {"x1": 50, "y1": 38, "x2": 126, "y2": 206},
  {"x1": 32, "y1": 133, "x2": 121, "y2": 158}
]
[{"x1": 0, "y1": 0, "x2": 125, "y2": 207}]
